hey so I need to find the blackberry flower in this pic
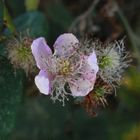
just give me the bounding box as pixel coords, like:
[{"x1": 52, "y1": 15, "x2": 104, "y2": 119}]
[{"x1": 31, "y1": 33, "x2": 99, "y2": 105}]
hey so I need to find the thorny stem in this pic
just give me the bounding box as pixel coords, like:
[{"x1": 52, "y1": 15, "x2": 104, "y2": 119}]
[
  {"x1": 115, "y1": 1, "x2": 140, "y2": 65},
  {"x1": 68, "y1": 0, "x2": 100, "y2": 32}
]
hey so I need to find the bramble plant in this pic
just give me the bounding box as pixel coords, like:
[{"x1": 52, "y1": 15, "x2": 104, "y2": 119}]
[{"x1": 1, "y1": 0, "x2": 139, "y2": 139}]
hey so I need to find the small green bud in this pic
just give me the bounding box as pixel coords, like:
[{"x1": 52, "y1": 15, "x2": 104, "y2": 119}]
[
  {"x1": 7, "y1": 34, "x2": 36, "y2": 75},
  {"x1": 99, "y1": 56, "x2": 112, "y2": 69},
  {"x1": 95, "y1": 87, "x2": 106, "y2": 97}
]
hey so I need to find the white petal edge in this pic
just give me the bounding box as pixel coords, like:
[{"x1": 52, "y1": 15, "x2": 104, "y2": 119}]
[
  {"x1": 88, "y1": 51, "x2": 99, "y2": 73},
  {"x1": 35, "y1": 70, "x2": 50, "y2": 95},
  {"x1": 69, "y1": 78, "x2": 93, "y2": 97}
]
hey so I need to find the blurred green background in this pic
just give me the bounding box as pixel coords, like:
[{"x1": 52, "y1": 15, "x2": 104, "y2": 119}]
[{"x1": 0, "y1": 0, "x2": 140, "y2": 140}]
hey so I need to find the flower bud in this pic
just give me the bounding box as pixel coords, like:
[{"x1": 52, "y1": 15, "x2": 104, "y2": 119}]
[{"x1": 7, "y1": 34, "x2": 36, "y2": 75}]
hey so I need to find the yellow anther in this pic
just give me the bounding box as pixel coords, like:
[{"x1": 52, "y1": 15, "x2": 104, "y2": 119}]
[{"x1": 58, "y1": 59, "x2": 72, "y2": 76}]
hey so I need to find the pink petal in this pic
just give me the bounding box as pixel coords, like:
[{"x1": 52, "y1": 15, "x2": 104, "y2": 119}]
[
  {"x1": 81, "y1": 51, "x2": 99, "y2": 87},
  {"x1": 53, "y1": 33, "x2": 79, "y2": 56},
  {"x1": 35, "y1": 70, "x2": 51, "y2": 95},
  {"x1": 31, "y1": 37, "x2": 52, "y2": 70},
  {"x1": 69, "y1": 51, "x2": 99, "y2": 97},
  {"x1": 69, "y1": 78, "x2": 93, "y2": 97},
  {"x1": 87, "y1": 51, "x2": 99, "y2": 73}
]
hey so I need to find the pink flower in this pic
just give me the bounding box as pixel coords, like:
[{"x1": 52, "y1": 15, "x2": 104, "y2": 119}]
[{"x1": 31, "y1": 33, "x2": 99, "y2": 105}]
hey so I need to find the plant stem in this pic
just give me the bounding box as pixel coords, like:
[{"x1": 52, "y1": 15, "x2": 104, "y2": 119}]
[
  {"x1": 115, "y1": 1, "x2": 140, "y2": 65},
  {"x1": 4, "y1": 5, "x2": 17, "y2": 34},
  {"x1": 68, "y1": 0, "x2": 99, "y2": 32}
]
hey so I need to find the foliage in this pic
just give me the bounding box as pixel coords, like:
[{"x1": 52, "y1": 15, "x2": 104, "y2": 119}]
[
  {"x1": 0, "y1": 54, "x2": 24, "y2": 139},
  {"x1": 14, "y1": 11, "x2": 49, "y2": 38}
]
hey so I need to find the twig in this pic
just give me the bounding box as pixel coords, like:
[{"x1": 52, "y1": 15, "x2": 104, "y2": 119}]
[
  {"x1": 68, "y1": 0, "x2": 100, "y2": 32},
  {"x1": 115, "y1": 1, "x2": 140, "y2": 65}
]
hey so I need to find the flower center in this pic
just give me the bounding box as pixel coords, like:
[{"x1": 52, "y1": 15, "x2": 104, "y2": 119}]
[{"x1": 58, "y1": 59, "x2": 73, "y2": 76}]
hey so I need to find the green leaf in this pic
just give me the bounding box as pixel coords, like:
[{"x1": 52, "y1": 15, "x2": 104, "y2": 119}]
[
  {"x1": 14, "y1": 11, "x2": 49, "y2": 38},
  {"x1": 0, "y1": 56, "x2": 24, "y2": 139},
  {"x1": 5, "y1": 0, "x2": 25, "y2": 17}
]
